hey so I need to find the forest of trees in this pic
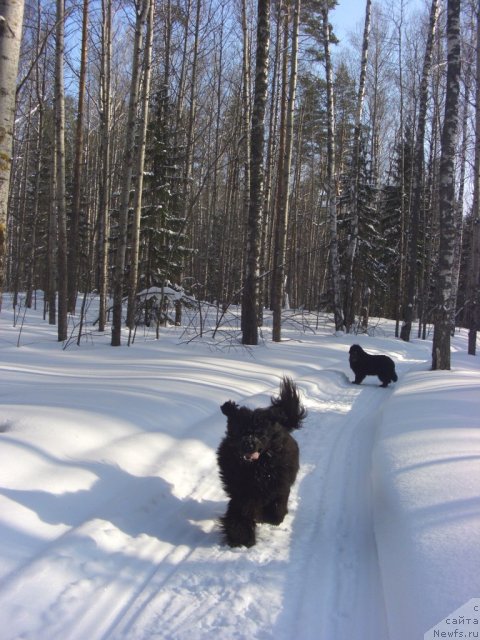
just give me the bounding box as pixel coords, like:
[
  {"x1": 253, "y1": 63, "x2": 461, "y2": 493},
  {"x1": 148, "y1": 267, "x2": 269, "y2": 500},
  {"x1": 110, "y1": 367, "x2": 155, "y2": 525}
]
[{"x1": 1, "y1": 0, "x2": 479, "y2": 364}]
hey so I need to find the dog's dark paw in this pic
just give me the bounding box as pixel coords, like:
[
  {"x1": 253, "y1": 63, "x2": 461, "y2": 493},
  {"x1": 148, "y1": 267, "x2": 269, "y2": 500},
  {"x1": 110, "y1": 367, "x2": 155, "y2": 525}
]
[
  {"x1": 220, "y1": 400, "x2": 238, "y2": 417},
  {"x1": 263, "y1": 515, "x2": 285, "y2": 526},
  {"x1": 227, "y1": 534, "x2": 256, "y2": 548},
  {"x1": 222, "y1": 518, "x2": 256, "y2": 548},
  {"x1": 261, "y1": 503, "x2": 288, "y2": 526}
]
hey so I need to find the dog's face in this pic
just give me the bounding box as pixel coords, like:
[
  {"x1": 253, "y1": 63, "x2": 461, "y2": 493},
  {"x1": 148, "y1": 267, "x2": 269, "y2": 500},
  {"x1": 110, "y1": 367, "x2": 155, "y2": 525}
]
[
  {"x1": 349, "y1": 344, "x2": 363, "y2": 363},
  {"x1": 220, "y1": 402, "x2": 280, "y2": 462}
]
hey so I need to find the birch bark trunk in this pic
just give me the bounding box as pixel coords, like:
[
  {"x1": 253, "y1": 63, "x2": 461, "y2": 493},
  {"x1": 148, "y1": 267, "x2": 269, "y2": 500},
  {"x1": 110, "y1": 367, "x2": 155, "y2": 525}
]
[
  {"x1": 0, "y1": 0, "x2": 24, "y2": 304},
  {"x1": 111, "y1": 0, "x2": 149, "y2": 346},
  {"x1": 321, "y1": 1, "x2": 344, "y2": 332},
  {"x1": 68, "y1": 0, "x2": 89, "y2": 315},
  {"x1": 343, "y1": 0, "x2": 371, "y2": 332},
  {"x1": 241, "y1": 0, "x2": 270, "y2": 345},
  {"x1": 432, "y1": 0, "x2": 461, "y2": 370},
  {"x1": 272, "y1": 0, "x2": 300, "y2": 342},
  {"x1": 98, "y1": 0, "x2": 112, "y2": 333},
  {"x1": 127, "y1": 0, "x2": 154, "y2": 338},
  {"x1": 466, "y1": 4, "x2": 480, "y2": 355},
  {"x1": 55, "y1": 0, "x2": 68, "y2": 341},
  {"x1": 400, "y1": 0, "x2": 439, "y2": 342}
]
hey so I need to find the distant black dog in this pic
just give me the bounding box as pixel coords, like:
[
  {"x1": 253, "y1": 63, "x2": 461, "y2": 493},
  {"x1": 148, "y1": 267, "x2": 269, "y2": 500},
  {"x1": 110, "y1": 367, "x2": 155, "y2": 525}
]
[
  {"x1": 217, "y1": 377, "x2": 306, "y2": 548},
  {"x1": 349, "y1": 344, "x2": 398, "y2": 387}
]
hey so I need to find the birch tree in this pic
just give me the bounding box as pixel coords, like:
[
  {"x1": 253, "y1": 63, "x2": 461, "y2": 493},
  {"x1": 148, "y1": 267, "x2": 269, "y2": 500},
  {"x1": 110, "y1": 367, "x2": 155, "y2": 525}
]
[
  {"x1": 55, "y1": 0, "x2": 68, "y2": 341},
  {"x1": 393, "y1": 0, "x2": 406, "y2": 338},
  {"x1": 272, "y1": 0, "x2": 300, "y2": 342},
  {"x1": 432, "y1": 0, "x2": 461, "y2": 370},
  {"x1": 321, "y1": 1, "x2": 344, "y2": 332},
  {"x1": 400, "y1": 0, "x2": 439, "y2": 341},
  {"x1": 241, "y1": 0, "x2": 251, "y2": 270},
  {"x1": 48, "y1": 144, "x2": 57, "y2": 326},
  {"x1": 97, "y1": 0, "x2": 112, "y2": 333},
  {"x1": 68, "y1": 0, "x2": 89, "y2": 314},
  {"x1": 242, "y1": 0, "x2": 270, "y2": 345},
  {"x1": 111, "y1": 0, "x2": 150, "y2": 346},
  {"x1": 343, "y1": 0, "x2": 371, "y2": 332},
  {"x1": 0, "y1": 0, "x2": 24, "y2": 306},
  {"x1": 25, "y1": 11, "x2": 46, "y2": 309},
  {"x1": 127, "y1": 0, "x2": 154, "y2": 337},
  {"x1": 466, "y1": 2, "x2": 480, "y2": 355}
]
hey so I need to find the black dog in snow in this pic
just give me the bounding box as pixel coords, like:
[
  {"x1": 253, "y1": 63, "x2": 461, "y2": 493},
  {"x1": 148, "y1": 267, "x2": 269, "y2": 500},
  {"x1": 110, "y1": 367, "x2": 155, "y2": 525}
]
[
  {"x1": 217, "y1": 377, "x2": 306, "y2": 548},
  {"x1": 349, "y1": 344, "x2": 398, "y2": 388}
]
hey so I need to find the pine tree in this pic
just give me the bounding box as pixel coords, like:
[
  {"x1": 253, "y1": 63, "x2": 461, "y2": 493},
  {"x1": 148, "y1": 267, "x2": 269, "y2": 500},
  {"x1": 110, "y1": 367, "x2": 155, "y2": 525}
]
[
  {"x1": 379, "y1": 131, "x2": 414, "y2": 320},
  {"x1": 338, "y1": 134, "x2": 380, "y2": 328},
  {"x1": 140, "y1": 87, "x2": 189, "y2": 295}
]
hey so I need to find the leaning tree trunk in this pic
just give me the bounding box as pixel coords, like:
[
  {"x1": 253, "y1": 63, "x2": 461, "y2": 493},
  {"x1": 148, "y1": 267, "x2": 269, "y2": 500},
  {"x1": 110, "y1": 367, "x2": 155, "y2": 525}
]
[
  {"x1": 321, "y1": 1, "x2": 344, "y2": 332},
  {"x1": 432, "y1": 0, "x2": 461, "y2": 370},
  {"x1": 343, "y1": 0, "x2": 371, "y2": 332},
  {"x1": 400, "y1": 0, "x2": 439, "y2": 342},
  {"x1": 241, "y1": 0, "x2": 270, "y2": 345},
  {"x1": 111, "y1": 0, "x2": 149, "y2": 346},
  {"x1": 0, "y1": 0, "x2": 24, "y2": 305}
]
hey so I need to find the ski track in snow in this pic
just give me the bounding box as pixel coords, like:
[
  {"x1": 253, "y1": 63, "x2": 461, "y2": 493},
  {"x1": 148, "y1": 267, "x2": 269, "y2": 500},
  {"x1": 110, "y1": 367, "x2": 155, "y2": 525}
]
[
  {"x1": 277, "y1": 374, "x2": 390, "y2": 640},
  {"x1": 0, "y1": 318, "x2": 428, "y2": 640}
]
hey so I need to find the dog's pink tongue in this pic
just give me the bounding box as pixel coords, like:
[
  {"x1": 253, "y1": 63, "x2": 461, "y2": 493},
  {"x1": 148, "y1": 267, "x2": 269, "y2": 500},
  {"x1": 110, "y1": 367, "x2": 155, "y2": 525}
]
[{"x1": 246, "y1": 451, "x2": 260, "y2": 461}]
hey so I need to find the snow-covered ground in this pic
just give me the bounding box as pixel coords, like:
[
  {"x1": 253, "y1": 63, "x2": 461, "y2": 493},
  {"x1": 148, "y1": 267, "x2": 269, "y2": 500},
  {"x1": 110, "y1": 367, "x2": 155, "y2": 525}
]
[{"x1": 0, "y1": 296, "x2": 478, "y2": 640}]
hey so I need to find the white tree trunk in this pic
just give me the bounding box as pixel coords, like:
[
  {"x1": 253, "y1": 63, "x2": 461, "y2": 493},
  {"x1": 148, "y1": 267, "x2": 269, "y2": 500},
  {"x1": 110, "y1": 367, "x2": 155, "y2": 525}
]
[
  {"x1": 432, "y1": 0, "x2": 461, "y2": 370},
  {"x1": 111, "y1": 0, "x2": 150, "y2": 346},
  {"x1": 272, "y1": 0, "x2": 300, "y2": 343},
  {"x1": 400, "y1": 0, "x2": 439, "y2": 342},
  {"x1": 322, "y1": 1, "x2": 344, "y2": 332},
  {"x1": 127, "y1": 0, "x2": 154, "y2": 336},
  {"x1": 343, "y1": 0, "x2": 371, "y2": 332},
  {"x1": 98, "y1": 0, "x2": 112, "y2": 333},
  {"x1": 55, "y1": 0, "x2": 68, "y2": 342},
  {"x1": 241, "y1": 0, "x2": 270, "y2": 345},
  {"x1": 0, "y1": 0, "x2": 24, "y2": 301},
  {"x1": 466, "y1": 3, "x2": 480, "y2": 355}
]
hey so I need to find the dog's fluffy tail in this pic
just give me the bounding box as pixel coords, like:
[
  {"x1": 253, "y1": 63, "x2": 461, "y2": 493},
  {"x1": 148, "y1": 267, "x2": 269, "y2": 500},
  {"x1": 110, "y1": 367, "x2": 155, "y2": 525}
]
[{"x1": 271, "y1": 377, "x2": 306, "y2": 431}]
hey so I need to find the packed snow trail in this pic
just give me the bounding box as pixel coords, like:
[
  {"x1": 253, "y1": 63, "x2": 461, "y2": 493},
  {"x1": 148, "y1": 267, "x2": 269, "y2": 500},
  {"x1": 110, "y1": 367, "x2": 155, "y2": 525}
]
[
  {"x1": 80, "y1": 371, "x2": 395, "y2": 640},
  {"x1": 272, "y1": 373, "x2": 391, "y2": 640},
  {"x1": 0, "y1": 308, "x2": 445, "y2": 640}
]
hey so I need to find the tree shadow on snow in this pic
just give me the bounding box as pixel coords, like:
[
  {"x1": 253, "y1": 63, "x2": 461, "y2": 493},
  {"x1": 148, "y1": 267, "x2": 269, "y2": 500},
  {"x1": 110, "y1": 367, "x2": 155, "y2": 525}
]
[{"x1": 1, "y1": 439, "x2": 223, "y2": 548}]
